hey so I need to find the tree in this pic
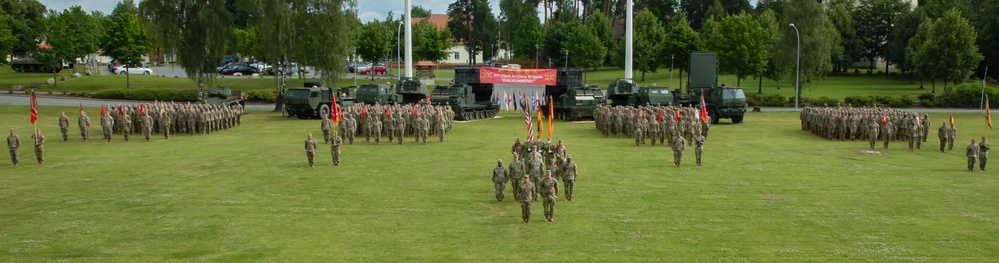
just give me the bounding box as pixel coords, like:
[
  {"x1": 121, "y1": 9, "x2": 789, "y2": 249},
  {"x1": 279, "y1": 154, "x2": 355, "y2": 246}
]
[
  {"x1": 681, "y1": 0, "x2": 751, "y2": 30},
  {"x1": 755, "y1": 0, "x2": 785, "y2": 19},
  {"x1": 853, "y1": 0, "x2": 909, "y2": 73},
  {"x1": 411, "y1": 5, "x2": 432, "y2": 18},
  {"x1": 887, "y1": 7, "x2": 921, "y2": 76},
  {"x1": 44, "y1": 6, "x2": 99, "y2": 74},
  {"x1": 584, "y1": 10, "x2": 616, "y2": 66},
  {"x1": 357, "y1": 19, "x2": 392, "y2": 77},
  {"x1": 233, "y1": 26, "x2": 258, "y2": 59},
  {"x1": 413, "y1": 21, "x2": 453, "y2": 63},
  {"x1": 775, "y1": 0, "x2": 838, "y2": 99},
  {"x1": 632, "y1": 8, "x2": 666, "y2": 81},
  {"x1": 705, "y1": 12, "x2": 767, "y2": 87},
  {"x1": 102, "y1": 0, "x2": 152, "y2": 90},
  {"x1": 567, "y1": 24, "x2": 606, "y2": 70},
  {"x1": 0, "y1": 0, "x2": 46, "y2": 57},
  {"x1": 0, "y1": 11, "x2": 16, "y2": 62},
  {"x1": 827, "y1": 0, "x2": 862, "y2": 73},
  {"x1": 447, "y1": 0, "x2": 497, "y2": 65},
  {"x1": 968, "y1": 0, "x2": 999, "y2": 80},
  {"x1": 499, "y1": 0, "x2": 532, "y2": 59},
  {"x1": 636, "y1": 0, "x2": 679, "y2": 20},
  {"x1": 756, "y1": 9, "x2": 782, "y2": 93},
  {"x1": 141, "y1": 0, "x2": 228, "y2": 96},
  {"x1": 513, "y1": 13, "x2": 542, "y2": 61},
  {"x1": 663, "y1": 13, "x2": 704, "y2": 90},
  {"x1": 910, "y1": 9, "x2": 982, "y2": 89},
  {"x1": 542, "y1": 20, "x2": 572, "y2": 67}
]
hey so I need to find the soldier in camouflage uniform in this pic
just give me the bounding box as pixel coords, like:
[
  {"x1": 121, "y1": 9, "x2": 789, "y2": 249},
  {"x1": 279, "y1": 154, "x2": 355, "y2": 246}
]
[
  {"x1": 671, "y1": 133, "x2": 686, "y2": 167},
  {"x1": 648, "y1": 117, "x2": 660, "y2": 146},
  {"x1": 330, "y1": 130, "x2": 343, "y2": 166},
  {"x1": 980, "y1": 136, "x2": 990, "y2": 171},
  {"x1": 101, "y1": 111, "x2": 114, "y2": 142},
  {"x1": 30, "y1": 129, "x2": 44, "y2": 165},
  {"x1": 321, "y1": 115, "x2": 333, "y2": 144},
  {"x1": 562, "y1": 155, "x2": 577, "y2": 201},
  {"x1": 59, "y1": 112, "x2": 70, "y2": 142},
  {"x1": 121, "y1": 112, "x2": 132, "y2": 142},
  {"x1": 141, "y1": 112, "x2": 154, "y2": 141},
  {"x1": 7, "y1": 129, "x2": 19, "y2": 166},
  {"x1": 160, "y1": 110, "x2": 171, "y2": 140},
  {"x1": 395, "y1": 115, "x2": 405, "y2": 145},
  {"x1": 417, "y1": 115, "x2": 428, "y2": 144},
  {"x1": 517, "y1": 176, "x2": 535, "y2": 223},
  {"x1": 694, "y1": 129, "x2": 705, "y2": 166},
  {"x1": 947, "y1": 124, "x2": 957, "y2": 151},
  {"x1": 938, "y1": 122, "x2": 948, "y2": 153},
  {"x1": 540, "y1": 170, "x2": 558, "y2": 222},
  {"x1": 493, "y1": 159, "x2": 507, "y2": 201},
  {"x1": 967, "y1": 138, "x2": 979, "y2": 172},
  {"x1": 509, "y1": 153, "x2": 525, "y2": 201},
  {"x1": 305, "y1": 133, "x2": 317, "y2": 167},
  {"x1": 78, "y1": 111, "x2": 91, "y2": 142},
  {"x1": 372, "y1": 116, "x2": 382, "y2": 145}
]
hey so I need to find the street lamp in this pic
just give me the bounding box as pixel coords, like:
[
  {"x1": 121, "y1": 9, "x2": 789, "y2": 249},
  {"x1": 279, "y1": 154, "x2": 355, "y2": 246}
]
[
  {"x1": 790, "y1": 23, "x2": 800, "y2": 112},
  {"x1": 564, "y1": 49, "x2": 568, "y2": 68},
  {"x1": 396, "y1": 21, "x2": 402, "y2": 80},
  {"x1": 670, "y1": 54, "x2": 674, "y2": 89},
  {"x1": 535, "y1": 44, "x2": 539, "y2": 69}
]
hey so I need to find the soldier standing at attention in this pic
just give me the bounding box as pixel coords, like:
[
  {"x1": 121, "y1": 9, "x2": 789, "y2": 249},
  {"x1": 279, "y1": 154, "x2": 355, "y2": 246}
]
[
  {"x1": 671, "y1": 133, "x2": 686, "y2": 167},
  {"x1": 395, "y1": 115, "x2": 405, "y2": 145},
  {"x1": 966, "y1": 138, "x2": 979, "y2": 172},
  {"x1": 79, "y1": 111, "x2": 91, "y2": 141},
  {"x1": 141, "y1": 112, "x2": 154, "y2": 142},
  {"x1": 540, "y1": 170, "x2": 558, "y2": 222},
  {"x1": 648, "y1": 118, "x2": 660, "y2": 146},
  {"x1": 492, "y1": 159, "x2": 507, "y2": 201},
  {"x1": 694, "y1": 130, "x2": 705, "y2": 166},
  {"x1": 509, "y1": 153, "x2": 525, "y2": 201},
  {"x1": 58, "y1": 112, "x2": 70, "y2": 142},
  {"x1": 922, "y1": 113, "x2": 930, "y2": 142},
  {"x1": 330, "y1": 130, "x2": 343, "y2": 166},
  {"x1": 907, "y1": 118, "x2": 917, "y2": 151},
  {"x1": 321, "y1": 115, "x2": 333, "y2": 144},
  {"x1": 436, "y1": 112, "x2": 446, "y2": 142},
  {"x1": 882, "y1": 120, "x2": 894, "y2": 149},
  {"x1": 948, "y1": 123, "x2": 957, "y2": 150},
  {"x1": 160, "y1": 111, "x2": 171, "y2": 140},
  {"x1": 511, "y1": 138, "x2": 523, "y2": 157},
  {"x1": 30, "y1": 129, "x2": 44, "y2": 165},
  {"x1": 517, "y1": 177, "x2": 535, "y2": 224},
  {"x1": 101, "y1": 111, "x2": 114, "y2": 142},
  {"x1": 868, "y1": 117, "x2": 880, "y2": 149},
  {"x1": 418, "y1": 115, "x2": 428, "y2": 144},
  {"x1": 372, "y1": 116, "x2": 382, "y2": 145},
  {"x1": 562, "y1": 155, "x2": 577, "y2": 201},
  {"x1": 980, "y1": 137, "x2": 990, "y2": 171},
  {"x1": 121, "y1": 114, "x2": 132, "y2": 142},
  {"x1": 913, "y1": 116, "x2": 922, "y2": 150},
  {"x1": 938, "y1": 122, "x2": 948, "y2": 153},
  {"x1": 7, "y1": 129, "x2": 19, "y2": 166},
  {"x1": 305, "y1": 133, "x2": 317, "y2": 168}
]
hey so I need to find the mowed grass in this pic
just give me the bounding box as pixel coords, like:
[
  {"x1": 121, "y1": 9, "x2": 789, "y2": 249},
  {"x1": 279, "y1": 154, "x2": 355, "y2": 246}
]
[{"x1": 2, "y1": 106, "x2": 999, "y2": 261}]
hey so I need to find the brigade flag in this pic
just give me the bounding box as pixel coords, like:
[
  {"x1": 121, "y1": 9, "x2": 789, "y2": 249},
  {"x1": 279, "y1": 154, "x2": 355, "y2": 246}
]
[
  {"x1": 675, "y1": 108, "x2": 681, "y2": 121},
  {"x1": 657, "y1": 108, "x2": 663, "y2": 122},
  {"x1": 537, "y1": 102, "x2": 544, "y2": 136},
  {"x1": 361, "y1": 104, "x2": 368, "y2": 120},
  {"x1": 987, "y1": 95, "x2": 993, "y2": 129},
  {"x1": 79, "y1": 102, "x2": 84, "y2": 114},
  {"x1": 30, "y1": 91, "x2": 39, "y2": 125},
  {"x1": 699, "y1": 90, "x2": 709, "y2": 123},
  {"x1": 117, "y1": 105, "x2": 124, "y2": 116},
  {"x1": 139, "y1": 103, "x2": 146, "y2": 115},
  {"x1": 548, "y1": 96, "x2": 554, "y2": 138},
  {"x1": 100, "y1": 104, "x2": 105, "y2": 116},
  {"x1": 949, "y1": 114, "x2": 954, "y2": 126},
  {"x1": 331, "y1": 98, "x2": 340, "y2": 125}
]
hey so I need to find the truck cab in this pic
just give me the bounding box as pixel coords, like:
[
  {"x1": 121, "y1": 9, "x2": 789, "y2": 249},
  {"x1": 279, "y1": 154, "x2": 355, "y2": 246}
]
[{"x1": 355, "y1": 84, "x2": 401, "y2": 105}]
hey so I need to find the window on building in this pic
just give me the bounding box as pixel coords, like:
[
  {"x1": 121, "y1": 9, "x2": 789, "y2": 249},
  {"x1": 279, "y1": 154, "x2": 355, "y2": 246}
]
[{"x1": 454, "y1": 52, "x2": 460, "y2": 60}]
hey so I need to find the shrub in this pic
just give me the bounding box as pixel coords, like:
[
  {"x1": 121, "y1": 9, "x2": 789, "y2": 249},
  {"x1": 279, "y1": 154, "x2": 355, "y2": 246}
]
[
  {"x1": 812, "y1": 96, "x2": 841, "y2": 107},
  {"x1": 934, "y1": 83, "x2": 999, "y2": 108},
  {"x1": 245, "y1": 90, "x2": 278, "y2": 103},
  {"x1": 92, "y1": 89, "x2": 198, "y2": 101},
  {"x1": 745, "y1": 93, "x2": 787, "y2": 107}
]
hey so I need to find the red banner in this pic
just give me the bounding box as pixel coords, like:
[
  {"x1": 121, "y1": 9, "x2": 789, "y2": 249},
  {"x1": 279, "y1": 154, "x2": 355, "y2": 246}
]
[{"x1": 479, "y1": 67, "x2": 557, "y2": 85}]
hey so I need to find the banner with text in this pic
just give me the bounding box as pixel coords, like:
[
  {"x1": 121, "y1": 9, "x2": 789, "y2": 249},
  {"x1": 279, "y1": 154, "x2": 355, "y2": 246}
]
[{"x1": 479, "y1": 67, "x2": 557, "y2": 86}]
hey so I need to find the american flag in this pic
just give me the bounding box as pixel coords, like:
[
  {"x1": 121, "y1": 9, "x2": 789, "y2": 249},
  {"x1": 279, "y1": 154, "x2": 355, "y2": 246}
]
[{"x1": 525, "y1": 107, "x2": 534, "y2": 141}]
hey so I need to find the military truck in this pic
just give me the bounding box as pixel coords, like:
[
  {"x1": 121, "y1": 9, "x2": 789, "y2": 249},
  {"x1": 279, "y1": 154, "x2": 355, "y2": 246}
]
[
  {"x1": 674, "y1": 51, "x2": 747, "y2": 124},
  {"x1": 283, "y1": 82, "x2": 357, "y2": 119},
  {"x1": 10, "y1": 58, "x2": 62, "y2": 73},
  {"x1": 396, "y1": 77, "x2": 430, "y2": 104},
  {"x1": 201, "y1": 86, "x2": 246, "y2": 107},
  {"x1": 541, "y1": 68, "x2": 605, "y2": 120},
  {"x1": 355, "y1": 83, "x2": 402, "y2": 105},
  {"x1": 430, "y1": 66, "x2": 498, "y2": 121},
  {"x1": 605, "y1": 78, "x2": 674, "y2": 107}
]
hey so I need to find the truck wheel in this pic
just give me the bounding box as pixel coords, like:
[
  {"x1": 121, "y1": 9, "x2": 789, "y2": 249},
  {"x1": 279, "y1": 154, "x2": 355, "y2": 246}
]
[
  {"x1": 318, "y1": 104, "x2": 330, "y2": 119},
  {"x1": 732, "y1": 114, "x2": 744, "y2": 124},
  {"x1": 709, "y1": 109, "x2": 719, "y2": 125}
]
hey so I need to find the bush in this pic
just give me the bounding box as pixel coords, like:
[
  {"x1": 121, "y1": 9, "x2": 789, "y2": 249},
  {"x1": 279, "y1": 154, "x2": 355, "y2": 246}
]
[
  {"x1": 745, "y1": 93, "x2": 788, "y2": 107},
  {"x1": 934, "y1": 83, "x2": 999, "y2": 108},
  {"x1": 245, "y1": 90, "x2": 278, "y2": 103},
  {"x1": 812, "y1": 96, "x2": 841, "y2": 107},
  {"x1": 92, "y1": 89, "x2": 198, "y2": 101}
]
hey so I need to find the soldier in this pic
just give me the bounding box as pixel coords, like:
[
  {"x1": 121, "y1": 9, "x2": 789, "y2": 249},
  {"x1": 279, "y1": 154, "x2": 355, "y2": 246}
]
[
  {"x1": 305, "y1": 133, "x2": 317, "y2": 168},
  {"x1": 101, "y1": 111, "x2": 114, "y2": 142},
  {"x1": 921, "y1": 113, "x2": 930, "y2": 142},
  {"x1": 30, "y1": 129, "x2": 44, "y2": 165},
  {"x1": 160, "y1": 111, "x2": 171, "y2": 140},
  {"x1": 386, "y1": 112, "x2": 396, "y2": 143},
  {"x1": 980, "y1": 136, "x2": 990, "y2": 171},
  {"x1": 671, "y1": 133, "x2": 686, "y2": 167},
  {"x1": 436, "y1": 112, "x2": 446, "y2": 142},
  {"x1": 511, "y1": 138, "x2": 523, "y2": 157},
  {"x1": 418, "y1": 115, "x2": 429, "y2": 144},
  {"x1": 948, "y1": 124, "x2": 957, "y2": 150},
  {"x1": 121, "y1": 114, "x2": 132, "y2": 142},
  {"x1": 7, "y1": 129, "x2": 19, "y2": 166},
  {"x1": 508, "y1": 153, "x2": 525, "y2": 201},
  {"x1": 634, "y1": 114, "x2": 645, "y2": 146},
  {"x1": 58, "y1": 112, "x2": 70, "y2": 141},
  {"x1": 517, "y1": 176, "x2": 535, "y2": 223},
  {"x1": 345, "y1": 115, "x2": 357, "y2": 144},
  {"x1": 967, "y1": 138, "x2": 979, "y2": 172},
  {"x1": 493, "y1": 159, "x2": 508, "y2": 201},
  {"x1": 330, "y1": 130, "x2": 343, "y2": 166},
  {"x1": 395, "y1": 115, "x2": 405, "y2": 145},
  {"x1": 869, "y1": 118, "x2": 882, "y2": 149},
  {"x1": 372, "y1": 117, "x2": 382, "y2": 145},
  {"x1": 540, "y1": 170, "x2": 559, "y2": 222},
  {"x1": 883, "y1": 120, "x2": 894, "y2": 149},
  {"x1": 321, "y1": 115, "x2": 333, "y2": 144},
  {"x1": 938, "y1": 122, "x2": 948, "y2": 153},
  {"x1": 78, "y1": 111, "x2": 91, "y2": 141},
  {"x1": 545, "y1": 158, "x2": 559, "y2": 182},
  {"x1": 648, "y1": 117, "x2": 660, "y2": 146},
  {"x1": 562, "y1": 155, "x2": 577, "y2": 201},
  {"x1": 907, "y1": 118, "x2": 917, "y2": 151},
  {"x1": 527, "y1": 146, "x2": 543, "y2": 201},
  {"x1": 694, "y1": 129, "x2": 705, "y2": 166},
  {"x1": 141, "y1": 112, "x2": 154, "y2": 141},
  {"x1": 913, "y1": 116, "x2": 922, "y2": 150}
]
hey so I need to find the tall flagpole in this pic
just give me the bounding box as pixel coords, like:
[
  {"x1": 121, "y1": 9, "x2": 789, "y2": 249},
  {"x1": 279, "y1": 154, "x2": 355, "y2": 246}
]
[
  {"x1": 624, "y1": 0, "x2": 633, "y2": 80},
  {"x1": 404, "y1": 0, "x2": 413, "y2": 78}
]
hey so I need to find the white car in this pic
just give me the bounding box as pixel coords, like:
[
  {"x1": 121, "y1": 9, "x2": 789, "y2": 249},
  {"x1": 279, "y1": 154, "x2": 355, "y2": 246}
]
[{"x1": 115, "y1": 66, "x2": 154, "y2": 75}]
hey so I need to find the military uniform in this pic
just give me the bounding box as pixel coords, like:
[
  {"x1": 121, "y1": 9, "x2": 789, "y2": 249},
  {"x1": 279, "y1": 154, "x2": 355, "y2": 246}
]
[
  {"x1": 540, "y1": 173, "x2": 558, "y2": 222},
  {"x1": 30, "y1": 131, "x2": 44, "y2": 164},
  {"x1": 967, "y1": 140, "x2": 979, "y2": 172},
  {"x1": 305, "y1": 135, "x2": 317, "y2": 167},
  {"x1": 78, "y1": 114, "x2": 91, "y2": 141},
  {"x1": 101, "y1": 113, "x2": 114, "y2": 141},
  {"x1": 7, "y1": 131, "x2": 19, "y2": 166},
  {"x1": 938, "y1": 123, "x2": 948, "y2": 152},
  {"x1": 694, "y1": 133, "x2": 705, "y2": 166},
  {"x1": 59, "y1": 114, "x2": 70, "y2": 141},
  {"x1": 517, "y1": 177, "x2": 535, "y2": 223},
  {"x1": 671, "y1": 135, "x2": 686, "y2": 167},
  {"x1": 979, "y1": 138, "x2": 990, "y2": 171},
  {"x1": 321, "y1": 118, "x2": 333, "y2": 144},
  {"x1": 492, "y1": 161, "x2": 508, "y2": 201},
  {"x1": 947, "y1": 125, "x2": 957, "y2": 150},
  {"x1": 562, "y1": 157, "x2": 577, "y2": 201},
  {"x1": 330, "y1": 131, "x2": 343, "y2": 166},
  {"x1": 121, "y1": 116, "x2": 132, "y2": 142},
  {"x1": 509, "y1": 155, "x2": 525, "y2": 201},
  {"x1": 141, "y1": 114, "x2": 154, "y2": 141}
]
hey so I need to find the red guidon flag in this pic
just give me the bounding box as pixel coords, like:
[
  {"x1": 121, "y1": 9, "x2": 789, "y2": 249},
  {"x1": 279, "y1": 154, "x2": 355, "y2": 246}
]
[
  {"x1": 30, "y1": 91, "x2": 39, "y2": 125},
  {"x1": 675, "y1": 109, "x2": 681, "y2": 121},
  {"x1": 882, "y1": 113, "x2": 887, "y2": 125},
  {"x1": 699, "y1": 90, "x2": 709, "y2": 123},
  {"x1": 79, "y1": 102, "x2": 84, "y2": 114},
  {"x1": 100, "y1": 104, "x2": 105, "y2": 116},
  {"x1": 330, "y1": 98, "x2": 340, "y2": 125},
  {"x1": 139, "y1": 103, "x2": 146, "y2": 115},
  {"x1": 547, "y1": 96, "x2": 553, "y2": 138},
  {"x1": 949, "y1": 114, "x2": 954, "y2": 126}
]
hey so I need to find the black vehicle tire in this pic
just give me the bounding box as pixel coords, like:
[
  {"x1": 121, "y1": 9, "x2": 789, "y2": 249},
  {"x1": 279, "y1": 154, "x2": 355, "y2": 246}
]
[
  {"x1": 318, "y1": 104, "x2": 330, "y2": 119},
  {"x1": 143, "y1": 71, "x2": 150, "y2": 75},
  {"x1": 732, "y1": 114, "x2": 744, "y2": 124},
  {"x1": 709, "y1": 109, "x2": 719, "y2": 124},
  {"x1": 118, "y1": 71, "x2": 126, "y2": 75}
]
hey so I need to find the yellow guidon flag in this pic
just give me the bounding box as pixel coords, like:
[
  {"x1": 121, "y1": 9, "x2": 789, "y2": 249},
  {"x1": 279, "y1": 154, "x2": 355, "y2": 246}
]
[
  {"x1": 548, "y1": 96, "x2": 553, "y2": 138},
  {"x1": 987, "y1": 95, "x2": 993, "y2": 129}
]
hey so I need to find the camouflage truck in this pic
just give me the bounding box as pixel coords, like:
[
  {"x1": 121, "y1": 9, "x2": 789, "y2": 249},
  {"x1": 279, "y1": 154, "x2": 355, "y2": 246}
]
[
  {"x1": 605, "y1": 78, "x2": 674, "y2": 107},
  {"x1": 396, "y1": 77, "x2": 430, "y2": 104},
  {"x1": 430, "y1": 66, "x2": 498, "y2": 120},
  {"x1": 201, "y1": 86, "x2": 246, "y2": 107},
  {"x1": 355, "y1": 83, "x2": 401, "y2": 105},
  {"x1": 673, "y1": 51, "x2": 747, "y2": 124},
  {"x1": 283, "y1": 82, "x2": 357, "y2": 119},
  {"x1": 542, "y1": 68, "x2": 604, "y2": 120}
]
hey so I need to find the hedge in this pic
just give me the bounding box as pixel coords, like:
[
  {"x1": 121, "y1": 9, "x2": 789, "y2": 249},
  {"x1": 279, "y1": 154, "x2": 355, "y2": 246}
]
[
  {"x1": 92, "y1": 89, "x2": 198, "y2": 101},
  {"x1": 245, "y1": 90, "x2": 278, "y2": 103}
]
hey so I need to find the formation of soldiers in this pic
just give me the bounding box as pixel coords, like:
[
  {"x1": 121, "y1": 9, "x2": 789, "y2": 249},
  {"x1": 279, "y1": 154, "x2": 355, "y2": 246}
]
[
  {"x1": 966, "y1": 137, "x2": 990, "y2": 172},
  {"x1": 594, "y1": 104, "x2": 710, "y2": 148},
  {"x1": 329, "y1": 103, "x2": 454, "y2": 145},
  {"x1": 799, "y1": 106, "x2": 933, "y2": 150},
  {"x1": 491, "y1": 137, "x2": 578, "y2": 223},
  {"x1": 63, "y1": 101, "x2": 244, "y2": 143}
]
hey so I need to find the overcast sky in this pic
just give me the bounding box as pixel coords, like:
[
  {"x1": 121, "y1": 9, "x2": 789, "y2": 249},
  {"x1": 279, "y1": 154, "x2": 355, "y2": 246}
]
[{"x1": 36, "y1": 0, "x2": 502, "y2": 23}]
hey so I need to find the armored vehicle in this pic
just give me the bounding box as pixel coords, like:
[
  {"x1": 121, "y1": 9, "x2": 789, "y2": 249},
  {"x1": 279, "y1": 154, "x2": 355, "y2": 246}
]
[
  {"x1": 430, "y1": 66, "x2": 498, "y2": 121},
  {"x1": 674, "y1": 51, "x2": 747, "y2": 124},
  {"x1": 201, "y1": 86, "x2": 246, "y2": 107},
  {"x1": 11, "y1": 58, "x2": 62, "y2": 73},
  {"x1": 284, "y1": 82, "x2": 357, "y2": 119},
  {"x1": 396, "y1": 77, "x2": 430, "y2": 104},
  {"x1": 541, "y1": 68, "x2": 604, "y2": 120},
  {"x1": 355, "y1": 84, "x2": 401, "y2": 105},
  {"x1": 605, "y1": 78, "x2": 674, "y2": 107}
]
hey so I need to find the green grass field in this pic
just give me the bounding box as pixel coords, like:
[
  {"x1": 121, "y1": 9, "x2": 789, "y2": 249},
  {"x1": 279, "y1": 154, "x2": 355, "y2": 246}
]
[{"x1": 2, "y1": 105, "x2": 998, "y2": 261}]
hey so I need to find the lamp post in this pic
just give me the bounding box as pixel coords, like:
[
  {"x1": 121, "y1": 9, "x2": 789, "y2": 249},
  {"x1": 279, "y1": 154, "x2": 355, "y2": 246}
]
[
  {"x1": 790, "y1": 23, "x2": 800, "y2": 112},
  {"x1": 397, "y1": 21, "x2": 402, "y2": 79},
  {"x1": 564, "y1": 49, "x2": 568, "y2": 68},
  {"x1": 535, "y1": 44, "x2": 539, "y2": 69},
  {"x1": 670, "y1": 54, "x2": 674, "y2": 89}
]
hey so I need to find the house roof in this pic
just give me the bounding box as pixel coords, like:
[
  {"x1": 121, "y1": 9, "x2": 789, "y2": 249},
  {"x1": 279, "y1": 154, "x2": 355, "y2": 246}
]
[{"x1": 411, "y1": 14, "x2": 449, "y2": 30}]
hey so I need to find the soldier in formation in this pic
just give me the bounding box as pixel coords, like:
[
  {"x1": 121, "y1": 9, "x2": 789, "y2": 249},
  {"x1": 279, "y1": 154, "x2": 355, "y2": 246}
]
[
  {"x1": 305, "y1": 133, "x2": 317, "y2": 168},
  {"x1": 966, "y1": 138, "x2": 979, "y2": 172},
  {"x1": 562, "y1": 155, "x2": 577, "y2": 201},
  {"x1": 798, "y1": 107, "x2": 926, "y2": 149},
  {"x1": 78, "y1": 111, "x2": 90, "y2": 141},
  {"x1": 517, "y1": 177, "x2": 535, "y2": 223},
  {"x1": 101, "y1": 111, "x2": 114, "y2": 142},
  {"x1": 7, "y1": 129, "x2": 19, "y2": 166},
  {"x1": 58, "y1": 112, "x2": 69, "y2": 142},
  {"x1": 540, "y1": 170, "x2": 558, "y2": 222},
  {"x1": 938, "y1": 122, "x2": 948, "y2": 152},
  {"x1": 671, "y1": 133, "x2": 686, "y2": 167},
  {"x1": 30, "y1": 129, "x2": 44, "y2": 165},
  {"x1": 83, "y1": 102, "x2": 244, "y2": 142},
  {"x1": 508, "y1": 153, "x2": 526, "y2": 201},
  {"x1": 492, "y1": 159, "x2": 507, "y2": 201},
  {"x1": 330, "y1": 129, "x2": 343, "y2": 166},
  {"x1": 948, "y1": 123, "x2": 957, "y2": 150},
  {"x1": 336, "y1": 103, "x2": 452, "y2": 146},
  {"x1": 979, "y1": 136, "x2": 990, "y2": 171},
  {"x1": 694, "y1": 130, "x2": 705, "y2": 166},
  {"x1": 594, "y1": 104, "x2": 708, "y2": 147}
]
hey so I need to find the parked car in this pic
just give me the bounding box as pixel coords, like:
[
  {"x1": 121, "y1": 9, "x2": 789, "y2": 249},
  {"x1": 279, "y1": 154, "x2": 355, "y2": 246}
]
[
  {"x1": 114, "y1": 65, "x2": 153, "y2": 75},
  {"x1": 358, "y1": 64, "x2": 387, "y2": 75},
  {"x1": 263, "y1": 62, "x2": 308, "y2": 75},
  {"x1": 220, "y1": 65, "x2": 259, "y2": 75},
  {"x1": 216, "y1": 62, "x2": 247, "y2": 71}
]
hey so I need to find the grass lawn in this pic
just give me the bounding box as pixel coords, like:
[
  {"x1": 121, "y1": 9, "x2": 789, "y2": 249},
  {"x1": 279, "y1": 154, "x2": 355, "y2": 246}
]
[{"x1": 2, "y1": 105, "x2": 998, "y2": 261}]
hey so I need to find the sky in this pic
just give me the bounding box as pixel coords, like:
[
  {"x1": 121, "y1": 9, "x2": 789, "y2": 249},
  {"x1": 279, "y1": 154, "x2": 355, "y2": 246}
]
[{"x1": 36, "y1": 0, "x2": 502, "y2": 22}]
